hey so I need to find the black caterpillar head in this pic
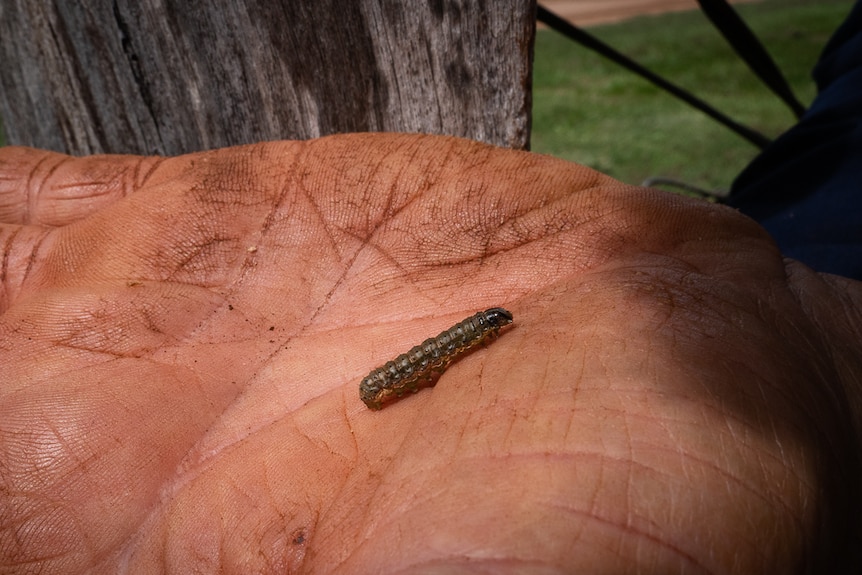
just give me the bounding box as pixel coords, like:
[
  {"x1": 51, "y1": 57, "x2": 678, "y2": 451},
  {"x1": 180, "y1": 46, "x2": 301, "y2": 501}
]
[{"x1": 483, "y1": 307, "x2": 513, "y2": 328}]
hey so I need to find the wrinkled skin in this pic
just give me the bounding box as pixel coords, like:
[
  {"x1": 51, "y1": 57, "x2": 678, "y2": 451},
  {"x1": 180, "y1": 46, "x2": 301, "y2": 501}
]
[{"x1": 1, "y1": 134, "x2": 860, "y2": 574}]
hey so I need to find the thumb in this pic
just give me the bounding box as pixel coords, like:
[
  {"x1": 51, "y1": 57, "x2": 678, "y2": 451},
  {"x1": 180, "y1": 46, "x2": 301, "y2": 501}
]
[{"x1": 0, "y1": 146, "x2": 160, "y2": 226}]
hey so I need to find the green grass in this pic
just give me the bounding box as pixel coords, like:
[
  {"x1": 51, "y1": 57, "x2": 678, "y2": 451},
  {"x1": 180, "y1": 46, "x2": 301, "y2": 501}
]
[{"x1": 531, "y1": 0, "x2": 856, "y2": 193}]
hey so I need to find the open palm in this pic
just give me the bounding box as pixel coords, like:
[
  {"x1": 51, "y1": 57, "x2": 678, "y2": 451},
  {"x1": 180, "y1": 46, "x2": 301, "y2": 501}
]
[{"x1": 1, "y1": 134, "x2": 860, "y2": 573}]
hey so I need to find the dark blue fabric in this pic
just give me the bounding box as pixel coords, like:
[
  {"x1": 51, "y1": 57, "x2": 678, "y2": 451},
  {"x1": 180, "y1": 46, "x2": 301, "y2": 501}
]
[{"x1": 728, "y1": 1, "x2": 862, "y2": 280}]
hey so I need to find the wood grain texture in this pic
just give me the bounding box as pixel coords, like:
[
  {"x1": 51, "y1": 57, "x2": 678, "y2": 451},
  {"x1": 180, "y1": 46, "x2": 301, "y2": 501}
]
[{"x1": 0, "y1": 0, "x2": 536, "y2": 155}]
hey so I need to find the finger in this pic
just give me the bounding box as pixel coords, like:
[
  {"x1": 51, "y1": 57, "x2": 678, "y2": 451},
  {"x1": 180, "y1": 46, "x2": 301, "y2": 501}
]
[
  {"x1": 785, "y1": 261, "x2": 862, "y2": 449},
  {"x1": 0, "y1": 146, "x2": 162, "y2": 226},
  {"x1": 0, "y1": 222, "x2": 53, "y2": 313}
]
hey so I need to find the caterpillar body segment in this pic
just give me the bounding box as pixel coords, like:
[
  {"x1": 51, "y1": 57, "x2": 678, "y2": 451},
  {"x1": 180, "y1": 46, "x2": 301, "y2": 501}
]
[{"x1": 359, "y1": 307, "x2": 513, "y2": 410}]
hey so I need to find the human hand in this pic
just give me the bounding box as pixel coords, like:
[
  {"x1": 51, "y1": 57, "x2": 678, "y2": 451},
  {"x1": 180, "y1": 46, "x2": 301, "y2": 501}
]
[{"x1": 1, "y1": 134, "x2": 860, "y2": 573}]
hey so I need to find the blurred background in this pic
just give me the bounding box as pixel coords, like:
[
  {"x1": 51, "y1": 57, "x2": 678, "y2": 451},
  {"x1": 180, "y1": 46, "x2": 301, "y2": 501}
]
[
  {"x1": 0, "y1": 0, "x2": 854, "y2": 197},
  {"x1": 532, "y1": 0, "x2": 855, "y2": 193}
]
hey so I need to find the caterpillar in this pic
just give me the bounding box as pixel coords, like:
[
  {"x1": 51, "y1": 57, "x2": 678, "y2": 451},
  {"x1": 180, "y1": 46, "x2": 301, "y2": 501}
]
[{"x1": 359, "y1": 307, "x2": 513, "y2": 410}]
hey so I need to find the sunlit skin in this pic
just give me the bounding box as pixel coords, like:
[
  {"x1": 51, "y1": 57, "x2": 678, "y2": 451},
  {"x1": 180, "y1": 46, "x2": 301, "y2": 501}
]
[{"x1": 1, "y1": 134, "x2": 860, "y2": 573}]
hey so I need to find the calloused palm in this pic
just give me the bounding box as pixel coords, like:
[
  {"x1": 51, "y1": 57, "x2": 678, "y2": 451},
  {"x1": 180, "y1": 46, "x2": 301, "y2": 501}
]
[{"x1": 1, "y1": 134, "x2": 860, "y2": 574}]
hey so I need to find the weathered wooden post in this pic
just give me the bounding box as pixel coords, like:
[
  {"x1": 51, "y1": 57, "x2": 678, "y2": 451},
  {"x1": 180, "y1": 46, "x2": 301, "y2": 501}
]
[{"x1": 0, "y1": 1, "x2": 536, "y2": 155}]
